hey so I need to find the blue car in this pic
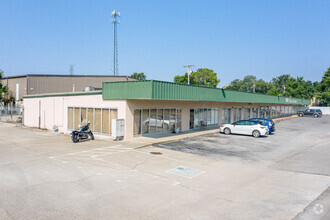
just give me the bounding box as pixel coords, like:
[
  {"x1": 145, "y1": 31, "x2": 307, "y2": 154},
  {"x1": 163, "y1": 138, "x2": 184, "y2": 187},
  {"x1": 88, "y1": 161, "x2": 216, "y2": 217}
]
[{"x1": 249, "y1": 118, "x2": 275, "y2": 134}]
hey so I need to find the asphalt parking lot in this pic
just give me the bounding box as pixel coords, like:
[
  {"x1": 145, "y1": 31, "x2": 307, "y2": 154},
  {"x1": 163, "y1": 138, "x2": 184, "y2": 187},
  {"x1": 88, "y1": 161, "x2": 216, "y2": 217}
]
[
  {"x1": 156, "y1": 117, "x2": 330, "y2": 172},
  {"x1": 0, "y1": 117, "x2": 329, "y2": 219}
]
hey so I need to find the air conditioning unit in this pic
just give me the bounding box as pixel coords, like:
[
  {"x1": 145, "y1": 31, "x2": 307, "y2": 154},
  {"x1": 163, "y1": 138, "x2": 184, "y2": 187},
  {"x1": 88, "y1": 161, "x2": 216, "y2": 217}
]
[
  {"x1": 112, "y1": 119, "x2": 124, "y2": 140},
  {"x1": 85, "y1": 86, "x2": 95, "y2": 91}
]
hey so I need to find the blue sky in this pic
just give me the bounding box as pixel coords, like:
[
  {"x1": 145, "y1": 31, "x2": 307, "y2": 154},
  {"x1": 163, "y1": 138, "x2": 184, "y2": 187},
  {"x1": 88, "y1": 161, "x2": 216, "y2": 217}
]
[{"x1": 1, "y1": 0, "x2": 329, "y2": 87}]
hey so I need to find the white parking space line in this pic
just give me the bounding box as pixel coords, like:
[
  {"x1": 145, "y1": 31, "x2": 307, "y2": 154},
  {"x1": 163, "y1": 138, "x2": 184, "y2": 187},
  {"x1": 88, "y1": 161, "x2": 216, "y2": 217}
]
[
  {"x1": 48, "y1": 145, "x2": 131, "y2": 158},
  {"x1": 48, "y1": 145, "x2": 135, "y2": 167}
]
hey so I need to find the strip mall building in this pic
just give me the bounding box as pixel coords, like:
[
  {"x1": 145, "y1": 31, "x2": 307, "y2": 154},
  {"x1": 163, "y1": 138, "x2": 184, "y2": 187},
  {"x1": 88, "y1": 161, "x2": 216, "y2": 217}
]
[{"x1": 23, "y1": 80, "x2": 310, "y2": 139}]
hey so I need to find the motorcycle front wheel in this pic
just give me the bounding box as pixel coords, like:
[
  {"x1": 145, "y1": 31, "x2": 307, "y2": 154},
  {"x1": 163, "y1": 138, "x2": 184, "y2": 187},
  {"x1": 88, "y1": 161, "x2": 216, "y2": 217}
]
[
  {"x1": 71, "y1": 134, "x2": 79, "y2": 143},
  {"x1": 89, "y1": 132, "x2": 95, "y2": 140}
]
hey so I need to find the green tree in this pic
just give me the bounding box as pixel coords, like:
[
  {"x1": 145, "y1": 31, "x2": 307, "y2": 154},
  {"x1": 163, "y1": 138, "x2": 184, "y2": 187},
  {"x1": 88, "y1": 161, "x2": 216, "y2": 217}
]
[
  {"x1": 0, "y1": 69, "x2": 5, "y2": 101},
  {"x1": 255, "y1": 79, "x2": 274, "y2": 94},
  {"x1": 315, "y1": 67, "x2": 330, "y2": 106},
  {"x1": 0, "y1": 70, "x2": 14, "y2": 105},
  {"x1": 226, "y1": 79, "x2": 244, "y2": 91},
  {"x1": 227, "y1": 75, "x2": 273, "y2": 93},
  {"x1": 131, "y1": 72, "x2": 147, "y2": 80},
  {"x1": 174, "y1": 73, "x2": 189, "y2": 85},
  {"x1": 174, "y1": 68, "x2": 220, "y2": 87}
]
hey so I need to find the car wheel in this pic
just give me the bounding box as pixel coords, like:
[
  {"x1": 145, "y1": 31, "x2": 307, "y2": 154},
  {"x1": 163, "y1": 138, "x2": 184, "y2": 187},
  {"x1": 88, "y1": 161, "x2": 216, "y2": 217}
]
[
  {"x1": 252, "y1": 130, "x2": 260, "y2": 138},
  {"x1": 299, "y1": 113, "x2": 303, "y2": 117},
  {"x1": 224, "y1": 128, "x2": 231, "y2": 135},
  {"x1": 313, "y1": 114, "x2": 318, "y2": 118}
]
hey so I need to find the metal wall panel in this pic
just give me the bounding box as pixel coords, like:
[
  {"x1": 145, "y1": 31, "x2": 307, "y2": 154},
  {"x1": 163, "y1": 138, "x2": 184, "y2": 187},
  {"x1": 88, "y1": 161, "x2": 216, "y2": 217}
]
[{"x1": 0, "y1": 77, "x2": 27, "y2": 101}]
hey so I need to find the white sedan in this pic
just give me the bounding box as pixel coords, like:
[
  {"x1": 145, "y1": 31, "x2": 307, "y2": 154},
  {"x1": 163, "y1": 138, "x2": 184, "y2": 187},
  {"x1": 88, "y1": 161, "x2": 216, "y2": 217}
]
[{"x1": 220, "y1": 120, "x2": 269, "y2": 138}]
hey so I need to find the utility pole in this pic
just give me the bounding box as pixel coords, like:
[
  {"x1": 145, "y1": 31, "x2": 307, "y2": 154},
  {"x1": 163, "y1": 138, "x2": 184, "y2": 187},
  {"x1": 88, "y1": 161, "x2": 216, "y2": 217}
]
[
  {"x1": 253, "y1": 80, "x2": 256, "y2": 93},
  {"x1": 111, "y1": 10, "x2": 120, "y2": 75},
  {"x1": 184, "y1": 65, "x2": 194, "y2": 85}
]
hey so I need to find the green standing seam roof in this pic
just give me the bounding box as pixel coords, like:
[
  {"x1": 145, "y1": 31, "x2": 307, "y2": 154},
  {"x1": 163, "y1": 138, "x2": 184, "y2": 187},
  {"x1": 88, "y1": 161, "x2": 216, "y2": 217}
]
[{"x1": 102, "y1": 80, "x2": 310, "y2": 105}]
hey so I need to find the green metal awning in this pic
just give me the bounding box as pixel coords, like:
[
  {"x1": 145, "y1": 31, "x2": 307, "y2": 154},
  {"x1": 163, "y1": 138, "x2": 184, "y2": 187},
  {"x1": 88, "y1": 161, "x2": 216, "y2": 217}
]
[{"x1": 102, "y1": 80, "x2": 310, "y2": 105}]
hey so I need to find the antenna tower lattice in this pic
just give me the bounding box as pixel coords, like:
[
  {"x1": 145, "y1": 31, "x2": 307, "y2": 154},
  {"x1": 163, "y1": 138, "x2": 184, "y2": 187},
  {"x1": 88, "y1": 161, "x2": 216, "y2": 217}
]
[{"x1": 111, "y1": 10, "x2": 120, "y2": 75}]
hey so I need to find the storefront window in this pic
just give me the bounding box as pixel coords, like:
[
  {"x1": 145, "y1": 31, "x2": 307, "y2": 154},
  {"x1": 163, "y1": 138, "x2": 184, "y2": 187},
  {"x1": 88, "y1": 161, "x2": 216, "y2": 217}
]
[
  {"x1": 176, "y1": 109, "x2": 182, "y2": 130},
  {"x1": 215, "y1": 109, "x2": 219, "y2": 124},
  {"x1": 81, "y1": 108, "x2": 87, "y2": 126},
  {"x1": 134, "y1": 108, "x2": 182, "y2": 135},
  {"x1": 265, "y1": 106, "x2": 271, "y2": 119},
  {"x1": 233, "y1": 108, "x2": 242, "y2": 122},
  {"x1": 188, "y1": 108, "x2": 218, "y2": 128},
  {"x1": 252, "y1": 107, "x2": 258, "y2": 118},
  {"x1": 281, "y1": 106, "x2": 285, "y2": 116},
  {"x1": 205, "y1": 109, "x2": 210, "y2": 125},
  {"x1": 156, "y1": 109, "x2": 163, "y2": 132},
  {"x1": 73, "y1": 107, "x2": 80, "y2": 130},
  {"x1": 149, "y1": 109, "x2": 157, "y2": 133},
  {"x1": 142, "y1": 109, "x2": 149, "y2": 134},
  {"x1": 271, "y1": 106, "x2": 276, "y2": 118},
  {"x1": 211, "y1": 109, "x2": 215, "y2": 124},
  {"x1": 198, "y1": 109, "x2": 204, "y2": 125},
  {"x1": 194, "y1": 109, "x2": 199, "y2": 127},
  {"x1": 109, "y1": 109, "x2": 117, "y2": 135},
  {"x1": 260, "y1": 106, "x2": 265, "y2": 118},
  {"x1": 244, "y1": 108, "x2": 250, "y2": 119},
  {"x1": 94, "y1": 108, "x2": 101, "y2": 133},
  {"x1": 170, "y1": 109, "x2": 176, "y2": 131},
  {"x1": 102, "y1": 109, "x2": 109, "y2": 134},
  {"x1": 163, "y1": 109, "x2": 170, "y2": 131},
  {"x1": 133, "y1": 109, "x2": 141, "y2": 135},
  {"x1": 221, "y1": 108, "x2": 231, "y2": 124},
  {"x1": 87, "y1": 108, "x2": 94, "y2": 132},
  {"x1": 68, "y1": 107, "x2": 118, "y2": 135}
]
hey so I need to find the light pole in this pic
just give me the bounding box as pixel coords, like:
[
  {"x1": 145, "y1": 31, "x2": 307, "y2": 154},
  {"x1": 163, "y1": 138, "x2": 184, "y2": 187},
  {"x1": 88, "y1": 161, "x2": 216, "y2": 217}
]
[{"x1": 184, "y1": 65, "x2": 194, "y2": 85}]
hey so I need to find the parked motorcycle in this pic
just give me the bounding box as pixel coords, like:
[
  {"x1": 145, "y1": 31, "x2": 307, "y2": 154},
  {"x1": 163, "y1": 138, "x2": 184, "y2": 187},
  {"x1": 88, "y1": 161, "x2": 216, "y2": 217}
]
[{"x1": 70, "y1": 122, "x2": 94, "y2": 143}]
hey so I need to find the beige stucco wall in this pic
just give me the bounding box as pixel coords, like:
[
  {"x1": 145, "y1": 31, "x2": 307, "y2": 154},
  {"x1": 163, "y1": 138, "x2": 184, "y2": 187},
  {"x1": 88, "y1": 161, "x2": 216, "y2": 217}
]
[
  {"x1": 23, "y1": 95, "x2": 128, "y2": 137},
  {"x1": 24, "y1": 94, "x2": 297, "y2": 140}
]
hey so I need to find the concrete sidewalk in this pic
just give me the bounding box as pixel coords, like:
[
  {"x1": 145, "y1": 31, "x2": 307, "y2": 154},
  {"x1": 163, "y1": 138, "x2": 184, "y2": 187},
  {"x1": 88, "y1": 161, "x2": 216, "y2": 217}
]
[
  {"x1": 130, "y1": 115, "x2": 298, "y2": 148},
  {"x1": 131, "y1": 127, "x2": 219, "y2": 147}
]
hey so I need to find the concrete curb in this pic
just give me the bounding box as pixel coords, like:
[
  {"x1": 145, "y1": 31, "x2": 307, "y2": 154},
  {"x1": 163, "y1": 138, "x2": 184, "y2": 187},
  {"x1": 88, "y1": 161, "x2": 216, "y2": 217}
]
[
  {"x1": 273, "y1": 115, "x2": 298, "y2": 123},
  {"x1": 133, "y1": 128, "x2": 219, "y2": 149},
  {"x1": 135, "y1": 116, "x2": 299, "y2": 149}
]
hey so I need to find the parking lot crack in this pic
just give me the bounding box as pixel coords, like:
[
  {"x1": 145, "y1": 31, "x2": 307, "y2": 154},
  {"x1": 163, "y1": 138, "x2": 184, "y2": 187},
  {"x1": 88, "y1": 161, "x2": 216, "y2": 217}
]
[
  {"x1": 0, "y1": 201, "x2": 16, "y2": 220},
  {"x1": 131, "y1": 155, "x2": 152, "y2": 170}
]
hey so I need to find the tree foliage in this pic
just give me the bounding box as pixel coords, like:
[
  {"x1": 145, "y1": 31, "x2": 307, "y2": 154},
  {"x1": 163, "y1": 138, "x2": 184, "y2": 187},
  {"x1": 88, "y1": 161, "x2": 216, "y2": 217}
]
[
  {"x1": 0, "y1": 70, "x2": 14, "y2": 105},
  {"x1": 315, "y1": 68, "x2": 330, "y2": 106},
  {"x1": 174, "y1": 68, "x2": 220, "y2": 88},
  {"x1": 0, "y1": 70, "x2": 5, "y2": 101},
  {"x1": 226, "y1": 68, "x2": 330, "y2": 105},
  {"x1": 131, "y1": 72, "x2": 147, "y2": 80},
  {"x1": 227, "y1": 75, "x2": 274, "y2": 93}
]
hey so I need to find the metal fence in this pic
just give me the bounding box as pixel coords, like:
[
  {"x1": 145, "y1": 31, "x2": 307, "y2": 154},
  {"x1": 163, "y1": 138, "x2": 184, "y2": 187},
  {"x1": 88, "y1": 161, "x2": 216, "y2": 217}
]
[{"x1": 0, "y1": 105, "x2": 24, "y2": 125}]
